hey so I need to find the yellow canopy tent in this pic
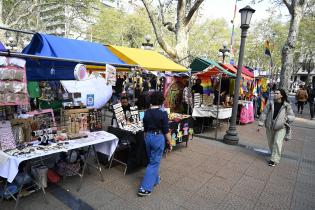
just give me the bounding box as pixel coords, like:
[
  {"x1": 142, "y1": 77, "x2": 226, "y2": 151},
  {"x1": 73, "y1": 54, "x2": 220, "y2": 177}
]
[{"x1": 106, "y1": 45, "x2": 187, "y2": 72}]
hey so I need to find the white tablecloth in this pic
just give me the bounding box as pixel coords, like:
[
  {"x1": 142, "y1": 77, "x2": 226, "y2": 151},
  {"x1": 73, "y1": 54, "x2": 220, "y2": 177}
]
[
  {"x1": 0, "y1": 131, "x2": 118, "y2": 183},
  {"x1": 192, "y1": 106, "x2": 232, "y2": 119}
]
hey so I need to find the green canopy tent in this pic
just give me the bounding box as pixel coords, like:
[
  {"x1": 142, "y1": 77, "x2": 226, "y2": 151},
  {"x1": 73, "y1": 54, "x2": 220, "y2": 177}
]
[
  {"x1": 189, "y1": 57, "x2": 235, "y2": 77},
  {"x1": 189, "y1": 57, "x2": 235, "y2": 139}
]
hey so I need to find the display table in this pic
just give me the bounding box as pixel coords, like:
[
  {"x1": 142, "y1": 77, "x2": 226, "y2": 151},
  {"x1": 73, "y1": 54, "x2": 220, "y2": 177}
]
[
  {"x1": 107, "y1": 117, "x2": 193, "y2": 173},
  {"x1": 169, "y1": 117, "x2": 193, "y2": 146},
  {"x1": 0, "y1": 131, "x2": 118, "y2": 183},
  {"x1": 192, "y1": 106, "x2": 232, "y2": 119},
  {"x1": 107, "y1": 126, "x2": 148, "y2": 174},
  {"x1": 0, "y1": 131, "x2": 118, "y2": 209},
  {"x1": 238, "y1": 100, "x2": 254, "y2": 124}
]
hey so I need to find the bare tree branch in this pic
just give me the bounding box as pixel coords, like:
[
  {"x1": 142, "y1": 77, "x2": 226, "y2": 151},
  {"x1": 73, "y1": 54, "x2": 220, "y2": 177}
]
[
  {"x1": 283, "y1": 0, "x2": 293, "y2": 14},
  {"x1": 141, "y1": 0, "x2": 176, "y2": 58},
  {"x1": 4, "y1": 0, "x2": 25, "y2": 25},
  {"x1": 177, "y1": 0, "x2": 186, "y2": 26},
  {"x1": 184, "y1": 0, "x2": 204, "y2": 26},
  {"x1": 7, "y1": 2, "x2": 59, "y2": 28},
  {"x1": 158, "y1": 0, "x2": 176, "y2": 32}
]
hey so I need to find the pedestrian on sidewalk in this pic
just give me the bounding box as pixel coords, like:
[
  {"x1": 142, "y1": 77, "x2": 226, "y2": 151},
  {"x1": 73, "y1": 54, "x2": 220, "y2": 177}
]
[
  {"x1": 307, "y1": 84, "x2": 315, "y2": 120},
  {"x1": 295, "y1": 85, "x2": 308, "y2": 114},
  {"x1": 138, "y1": 91, "x2": 172, "y2": 196},
  {"x1": 258, "y1": 89, "x2": 295, "y2": 166}
]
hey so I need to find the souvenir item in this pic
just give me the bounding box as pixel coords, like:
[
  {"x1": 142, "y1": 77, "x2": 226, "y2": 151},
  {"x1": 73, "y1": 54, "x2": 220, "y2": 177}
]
[
  {"x1": 0, "y1": 57, "x2": 28, "y2": 106},
  {"x1": 194, "y1": 93, "x2": 201, "y2": 107},
  {"x1": 88, "y1": 109, "x2": 102, "y2": 131},
  {"x1": 0, "y1": 121, "x2": 16, "y2": 151}
]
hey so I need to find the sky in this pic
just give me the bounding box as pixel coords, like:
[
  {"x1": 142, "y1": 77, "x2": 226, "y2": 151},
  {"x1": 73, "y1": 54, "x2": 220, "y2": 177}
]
[{"x1": 200, "y1": 0, "x2": 289, "y2": 25}]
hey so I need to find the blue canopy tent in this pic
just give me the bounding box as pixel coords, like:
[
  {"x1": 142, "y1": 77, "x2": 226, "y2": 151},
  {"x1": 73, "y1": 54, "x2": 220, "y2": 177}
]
[
  {"x1": 0, "y1": 42, "x2": 6, "y2": 51},
  {"x1": 22, "y1": 33, "x2": 128, "y2": 81}
]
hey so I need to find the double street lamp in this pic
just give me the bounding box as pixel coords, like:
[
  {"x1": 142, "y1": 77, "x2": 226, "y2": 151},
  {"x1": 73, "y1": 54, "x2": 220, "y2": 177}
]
[
  {"x1": 5, "y1": 37, "x2": 17, "y2": 51},
  {"x1": 218, "y1": 41, "x2": 230, "y2": 63},
  {"x1": 141, "y1": 35, "x2": 154, "y2": 50},
  {"x1": 223, "y1": 5, "x2": 255, "y2": 145}
]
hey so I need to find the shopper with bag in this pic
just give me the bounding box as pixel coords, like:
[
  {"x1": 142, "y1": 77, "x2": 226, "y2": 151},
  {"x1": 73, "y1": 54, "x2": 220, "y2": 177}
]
[
  {"x1": 295, "y1": 85, "x2": 308, "y2": 114},
  {"x1": 138, "y1": 91, "x2": 172, "y2": 196},
  {"x1": 257, "y1": 89, "x2": 295, "y2": 166}
]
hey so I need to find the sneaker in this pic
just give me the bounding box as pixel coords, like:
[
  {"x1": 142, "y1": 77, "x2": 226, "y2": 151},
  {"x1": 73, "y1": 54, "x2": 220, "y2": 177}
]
[
  {"x1": 138, "y1": 188, "x2": 151, "y2": 197},
  {"x1": 268, "y1": 160, "x2": 276, "y2": 167}
]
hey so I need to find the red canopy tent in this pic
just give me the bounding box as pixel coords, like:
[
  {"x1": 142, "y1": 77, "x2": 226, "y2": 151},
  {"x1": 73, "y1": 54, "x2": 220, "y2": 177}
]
[
  {"x1": 220, "y1": 63, "x2": 254, "y2": 80},
  {"x1": 233, "y1": 65, "x2": 254, "y2": 78}
]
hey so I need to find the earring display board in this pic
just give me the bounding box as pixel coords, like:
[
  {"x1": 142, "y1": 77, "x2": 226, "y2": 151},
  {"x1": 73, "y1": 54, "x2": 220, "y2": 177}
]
[
  {"x1": 10, "y1": 118, "x2": 33, "y2": 144},
  {"x1": 61, "y1": 108, "x2": 89, "y2": 139},
  {"x1": 113, "y1": 103, "x2": 126, "y2": 128},
  {"x1": 113, "y1": 103, "x2": 143, "y2": 134},
  {"x1": 0, "y1": 120, "x2": 16, "y2": 151},
  {"x1": 27, "y1": 109, "x2": 56, "y2": 130},
  {"x1": 130, "y1": 106, "x2": 139, "y2": 123},
  {"x1": 194, "y1": 93, "x2": 201, "y2": 107},
  {"x1": 88, "y1": 109, "x2": 103, "y2": 132},
  {"x1": 0, "y1": 56, "x2": 29, "y2": 106}
]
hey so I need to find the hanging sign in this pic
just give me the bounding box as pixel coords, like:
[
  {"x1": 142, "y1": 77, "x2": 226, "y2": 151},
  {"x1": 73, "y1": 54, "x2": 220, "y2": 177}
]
[
  {"x1": 74, "y1": 64, "x2": 87, "y2": 81},
  {"x1": 86, "y1": 94, "x2": 95, "y2": 107},
  {"x1": 105, "y1": 64, "x2": 116, "y2": 86}
]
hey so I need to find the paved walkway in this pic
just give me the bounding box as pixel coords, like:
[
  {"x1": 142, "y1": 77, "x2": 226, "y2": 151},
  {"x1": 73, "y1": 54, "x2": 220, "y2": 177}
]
[{"x1": 2, "y1": 108, "x2": 315, "y2": 210}]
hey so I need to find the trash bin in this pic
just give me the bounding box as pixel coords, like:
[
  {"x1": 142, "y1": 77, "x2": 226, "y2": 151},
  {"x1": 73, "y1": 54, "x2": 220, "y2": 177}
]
[{"x1": 32, "y1": 165, "x2": 48, "y2": 188}]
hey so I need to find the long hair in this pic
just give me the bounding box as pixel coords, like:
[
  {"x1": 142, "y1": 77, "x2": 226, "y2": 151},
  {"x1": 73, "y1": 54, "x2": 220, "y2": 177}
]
[{"x1": 278, "y1": 89, "x2": 288, "y2": 103}]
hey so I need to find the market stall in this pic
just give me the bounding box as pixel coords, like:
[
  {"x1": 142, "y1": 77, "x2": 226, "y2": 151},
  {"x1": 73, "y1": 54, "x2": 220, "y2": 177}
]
[
  {"x1": 190, "y1": 58, "x2": 235, "y2": 137},
  {"x1": 220, "y1": 63, "x2": 255, "y2": 124},
  {"x1": 0, "y1": 33, "x2": 137, "y2": 208},
  {"x1": 91, "y1": 45, "x2": 194, "y2": 172}
]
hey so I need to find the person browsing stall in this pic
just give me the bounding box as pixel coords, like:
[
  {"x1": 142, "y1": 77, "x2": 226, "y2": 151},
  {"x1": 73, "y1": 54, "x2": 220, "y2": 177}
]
[
  {"x1": 120, "y1": 96, "x2": 132, "y2": 121},
  {"x1": 257, "y1": 89, "x2": 295, "y2": 166},
  {"x1": 192, "y1": 79, "x2": 203, "y2": 95},
  {"x1": 138, "y1": 91, "x2": 172, "y2": 196}
]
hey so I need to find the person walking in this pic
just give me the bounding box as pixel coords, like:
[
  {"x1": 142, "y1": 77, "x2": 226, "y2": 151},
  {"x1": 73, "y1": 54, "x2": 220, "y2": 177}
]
[
  {"x1": 138, "y1": 91, "x2": 172, "y2": 196},
  {"x1": 307, "y1": 84, "x2": 315, "y2": 120},
  {"x1": 257, "y1": 89, "x2": 295, "y2": 166},
  {"x1": 295, "y1": 85, "x2": 308, "y2": 114},
  {"x1": 182, "y1": 80, "x2": 193, "y2": 114}
]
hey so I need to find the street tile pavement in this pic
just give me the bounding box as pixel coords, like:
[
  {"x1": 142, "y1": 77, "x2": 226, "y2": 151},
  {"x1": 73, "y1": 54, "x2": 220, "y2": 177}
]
[{"x1": 2, "y1": 110, "x2": 315, "y2": 210}]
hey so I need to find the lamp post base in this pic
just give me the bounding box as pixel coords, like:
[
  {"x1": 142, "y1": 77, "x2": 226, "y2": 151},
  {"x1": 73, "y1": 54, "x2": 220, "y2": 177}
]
[{"x1": 223, "y1": 128, "x2": 239, "y2": 145}]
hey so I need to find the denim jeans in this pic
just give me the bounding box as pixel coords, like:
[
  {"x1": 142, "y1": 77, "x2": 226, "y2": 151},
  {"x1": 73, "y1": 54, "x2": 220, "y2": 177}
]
[{"x1": 140, "y1": 133, "x2": 165, "y2": 192}]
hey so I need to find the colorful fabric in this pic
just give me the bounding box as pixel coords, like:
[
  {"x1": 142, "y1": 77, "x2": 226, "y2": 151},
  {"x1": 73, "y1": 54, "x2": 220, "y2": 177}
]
[{"x1": 27, "y1": 81, "x2": 41, "y2": 98}]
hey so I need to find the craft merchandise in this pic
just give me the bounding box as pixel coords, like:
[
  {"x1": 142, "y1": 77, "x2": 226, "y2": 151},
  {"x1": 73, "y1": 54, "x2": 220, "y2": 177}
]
[
  {"x1": 203, "y1": 94, "x2": 214, "y2": 106},
  {"x1": 0, "y1": 56, "x2": 29, "y2": 106},
  {"x1": 0, "y1": 121, "x2": 16, "y2": 151},
  {"x1": 113, "y1": 103, "x2": 143, "y2": 133},
  {"x1": 88, "y1": 109, "x2": 102, "y2": 131},
  {"x1": 113, "y1": 103, "x2": 127, "y2": 128},
  {"x1": 194, "y1": 93, "x2": 201, "y2": 107}
]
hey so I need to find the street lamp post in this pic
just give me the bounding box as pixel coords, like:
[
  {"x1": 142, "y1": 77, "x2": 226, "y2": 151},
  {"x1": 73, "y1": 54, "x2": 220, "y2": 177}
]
[
  {"x1": 141, "y1": 35, "x2": 154, "y2": 50},
  {"x1": 223, "y1": 5, "x2": 255, "y2": 145},
  {"x1": 219, "y1": 41, "x2": 230, "y2": 63},
  {"x1": 5, "y1": 37, "x2": 17, "y2": 51}
]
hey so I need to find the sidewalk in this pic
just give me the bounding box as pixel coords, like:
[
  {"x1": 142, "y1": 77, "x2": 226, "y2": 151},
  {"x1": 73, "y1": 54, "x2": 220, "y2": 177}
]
[{"x1": 1, "y1": 111, "x2": 315, "y2": 210}]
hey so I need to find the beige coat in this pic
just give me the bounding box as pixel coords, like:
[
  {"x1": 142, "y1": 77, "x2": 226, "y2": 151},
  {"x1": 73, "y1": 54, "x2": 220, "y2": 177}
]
[
  {"x1": 296, "y1": 89, "x2": 308, "y2": 102},
  {"x1": 258, "y1": 101, "x2": 295, "y2": 130}
]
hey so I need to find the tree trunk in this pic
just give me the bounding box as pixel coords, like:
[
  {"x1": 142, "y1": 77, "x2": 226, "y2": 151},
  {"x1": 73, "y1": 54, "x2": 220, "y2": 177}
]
[
  {"x1": 279, "y1": 1, "x2": 307, "y2": 91},
  {"x1": 0, "y1": 1, "x2": 5, "y2": 42},
  {"x1": 175, "y1": 27, "x2": 189, "y2": 66}
]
